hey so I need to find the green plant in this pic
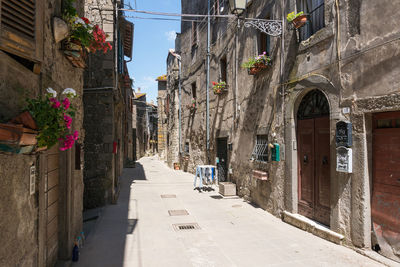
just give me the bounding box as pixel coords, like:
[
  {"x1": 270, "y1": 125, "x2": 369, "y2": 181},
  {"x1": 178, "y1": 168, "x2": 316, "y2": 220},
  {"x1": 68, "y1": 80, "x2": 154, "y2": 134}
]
[
  {"x1": 62, "y1": 0, "x2": 112, "y2": 53},
  {"x1": 287, "y1": 11, "x2": 304, "y2": 22},
  {"x1": 26, "y1": 88, "x2": 78, "y2": 150},
  {"x1": 212, "y1": 81, "x2": 227, "y2": 94},
  {"x1": 241, "y1": 52, "x2": 271, "y2": 69}
]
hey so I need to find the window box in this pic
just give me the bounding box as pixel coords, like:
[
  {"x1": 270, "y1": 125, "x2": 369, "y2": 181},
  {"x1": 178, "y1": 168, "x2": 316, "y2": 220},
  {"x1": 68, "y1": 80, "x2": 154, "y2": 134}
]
[{"x1": 62, "y1": 40, "x2": 87, "y2": 68}]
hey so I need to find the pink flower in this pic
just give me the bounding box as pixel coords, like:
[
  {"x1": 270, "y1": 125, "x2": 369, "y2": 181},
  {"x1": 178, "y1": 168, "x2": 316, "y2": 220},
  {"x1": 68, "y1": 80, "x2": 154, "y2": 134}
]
[
  {"x1": 73, "y1": 130, "x2": 79, "y2": 140},
  {"x1": 50, "y1": 98, "x2": 60, "y2": 109},
  {"x1": 64, "y1": 115, "x2": 72, "y2": 129},
  {"x1": 62, "y1": 98, "x2": 70, "y2": 110},
  {"x1": 59, "y1": 134, "x2": 76, "y2": 151}
]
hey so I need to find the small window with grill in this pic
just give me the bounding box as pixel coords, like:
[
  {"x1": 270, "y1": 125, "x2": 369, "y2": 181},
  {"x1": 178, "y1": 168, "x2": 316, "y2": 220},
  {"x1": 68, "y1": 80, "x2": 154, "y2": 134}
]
[{"x1": 251, "y1": 135, "x2": 269, "y2": 162}]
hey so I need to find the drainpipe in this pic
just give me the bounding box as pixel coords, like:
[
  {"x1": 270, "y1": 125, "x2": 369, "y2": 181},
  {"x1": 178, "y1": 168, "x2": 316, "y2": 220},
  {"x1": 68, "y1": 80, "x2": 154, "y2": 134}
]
[
  {"x1": 206, "y1": 0, "x2": 211, "y2": 160},
  {"x1": 178, "y1": 56, "x2": 182, "y2": 155},
  {"x1": 235, "y1": 18, "x2": 239, "y2": 125}
]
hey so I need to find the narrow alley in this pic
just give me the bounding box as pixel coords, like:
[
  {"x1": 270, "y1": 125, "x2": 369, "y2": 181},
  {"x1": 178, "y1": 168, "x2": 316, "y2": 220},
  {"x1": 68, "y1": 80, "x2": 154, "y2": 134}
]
[{"x1": 74, "y1": 157, "x2": 384, "y2": 267}]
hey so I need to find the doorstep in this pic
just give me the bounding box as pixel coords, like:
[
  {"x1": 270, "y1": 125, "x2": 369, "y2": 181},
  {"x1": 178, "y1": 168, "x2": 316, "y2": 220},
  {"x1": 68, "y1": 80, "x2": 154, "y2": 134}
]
[{"x1": 282, "y1": 211, "x2": 344, "y2": 245}]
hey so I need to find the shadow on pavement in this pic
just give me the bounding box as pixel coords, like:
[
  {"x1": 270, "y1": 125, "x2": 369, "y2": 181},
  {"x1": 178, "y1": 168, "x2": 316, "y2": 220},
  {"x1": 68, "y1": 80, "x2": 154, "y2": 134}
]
[{"x1": 75, "y1": 163, "x2": 146, "y2": 266}]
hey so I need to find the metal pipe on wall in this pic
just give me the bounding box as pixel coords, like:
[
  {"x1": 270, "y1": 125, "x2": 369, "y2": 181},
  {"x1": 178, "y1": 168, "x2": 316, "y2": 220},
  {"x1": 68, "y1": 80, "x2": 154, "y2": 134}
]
[
  {"x1": 178, "y1": 57, "x2": 182, "y2": 155},
  {"x1": 206, "y1": 0, "x2": 211, "y2": 158}
]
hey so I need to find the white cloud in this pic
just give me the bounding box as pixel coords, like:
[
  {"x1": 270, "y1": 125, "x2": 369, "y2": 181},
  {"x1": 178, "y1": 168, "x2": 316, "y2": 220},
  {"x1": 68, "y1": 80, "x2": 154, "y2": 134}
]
[{"x1": 165, "y1": 30, "x2": 176, "y2": 42}]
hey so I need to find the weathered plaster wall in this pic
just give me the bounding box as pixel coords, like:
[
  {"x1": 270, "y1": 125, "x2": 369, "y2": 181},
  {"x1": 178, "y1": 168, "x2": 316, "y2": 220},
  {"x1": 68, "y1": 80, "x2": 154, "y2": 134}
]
[{"x1": 0, "y1": 0, "x2": 85, "y2": 264}]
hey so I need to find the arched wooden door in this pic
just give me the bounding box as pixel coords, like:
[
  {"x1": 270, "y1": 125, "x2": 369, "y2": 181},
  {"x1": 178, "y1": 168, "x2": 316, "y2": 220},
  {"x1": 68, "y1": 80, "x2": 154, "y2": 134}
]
[{"x1": 297, "y1": 90, "x2": 331, "y2": 226}]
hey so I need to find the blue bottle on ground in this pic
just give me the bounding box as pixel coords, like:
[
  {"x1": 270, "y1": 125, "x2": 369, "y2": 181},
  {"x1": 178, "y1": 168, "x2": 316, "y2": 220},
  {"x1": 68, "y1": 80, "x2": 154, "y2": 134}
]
[{"x1": 72, "y1": 242, "x2": 79, "y2": 262}]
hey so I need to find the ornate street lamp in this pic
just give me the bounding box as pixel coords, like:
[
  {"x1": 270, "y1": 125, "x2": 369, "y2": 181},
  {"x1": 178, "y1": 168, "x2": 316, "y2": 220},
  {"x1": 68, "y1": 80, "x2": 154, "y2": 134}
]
[{"x1": 229, "y1": 0, "x2": 247, "y2": 15}]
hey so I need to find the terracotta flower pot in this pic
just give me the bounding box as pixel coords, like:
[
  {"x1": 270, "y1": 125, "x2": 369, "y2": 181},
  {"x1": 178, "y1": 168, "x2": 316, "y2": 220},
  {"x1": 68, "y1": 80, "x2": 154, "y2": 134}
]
[
  {"x1": 248, "y1": 67, "x2": 261, "y2": 75},
  {"x1": 292, "y1": 14, "x2": 307, "y2": 29},
  {"x1": 10, "y1": 111, "x2": 37, "y2": 130},
  {"x1": 0, "y1": 123, "x2": 37, "y2": 146}
]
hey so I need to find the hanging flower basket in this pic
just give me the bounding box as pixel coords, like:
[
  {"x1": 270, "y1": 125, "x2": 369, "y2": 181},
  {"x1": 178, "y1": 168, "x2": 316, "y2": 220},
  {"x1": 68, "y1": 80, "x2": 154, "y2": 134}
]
[
  {"x1": 242, "y1": 52, "x2": 272, "y2": 76},
  {"x1": 287, "y1": 11, "x2": 307, "y2": 29},
  {"x1": 63, "y1": 39, "x2": 87, "y2": 68},
  {"x1": 212, "y1": 81, "x2": 228, "y2": 95},
  {"x1": 186, "y1": 99, "x2": 197, "y2": 112}
]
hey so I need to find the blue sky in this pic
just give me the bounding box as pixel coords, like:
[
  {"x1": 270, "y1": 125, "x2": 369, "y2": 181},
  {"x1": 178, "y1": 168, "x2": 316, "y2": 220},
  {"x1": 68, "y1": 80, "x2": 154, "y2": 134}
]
[{"x1": 125, "y1": 0, "x2": 181, "y2": 104}]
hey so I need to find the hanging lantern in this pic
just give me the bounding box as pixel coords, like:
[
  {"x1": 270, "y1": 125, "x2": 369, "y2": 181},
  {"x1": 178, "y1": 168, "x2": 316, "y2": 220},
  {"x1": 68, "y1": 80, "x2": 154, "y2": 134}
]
[{"x1": 229, "y1": 0, "x2": 247, "y2": 15}]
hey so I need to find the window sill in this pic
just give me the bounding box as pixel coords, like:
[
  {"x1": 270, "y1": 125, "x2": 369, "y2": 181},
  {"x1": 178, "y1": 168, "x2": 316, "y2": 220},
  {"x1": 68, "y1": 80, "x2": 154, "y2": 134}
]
[{"x1": 298, "y1": 24, "x2": 334, "y2": 52}]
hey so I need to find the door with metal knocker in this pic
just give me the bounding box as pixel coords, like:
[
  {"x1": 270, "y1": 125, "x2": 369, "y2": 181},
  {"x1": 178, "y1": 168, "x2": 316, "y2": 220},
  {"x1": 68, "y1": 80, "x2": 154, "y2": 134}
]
[{"x1": 297, "y1": 90, "x2": 331, "y2": 226}]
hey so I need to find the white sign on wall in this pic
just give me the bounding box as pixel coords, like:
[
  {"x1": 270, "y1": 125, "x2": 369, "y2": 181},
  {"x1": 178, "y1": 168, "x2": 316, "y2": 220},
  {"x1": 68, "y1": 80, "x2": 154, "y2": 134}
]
[{"x1": 336, "y1": 147, "x2": 352, "y2": 173}]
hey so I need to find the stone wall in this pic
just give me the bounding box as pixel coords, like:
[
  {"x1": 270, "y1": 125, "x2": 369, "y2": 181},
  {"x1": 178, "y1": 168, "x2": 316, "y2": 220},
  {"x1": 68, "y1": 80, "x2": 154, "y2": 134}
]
[{"x1": 83, "y1": 90, "x2": 114, "y2": 208}]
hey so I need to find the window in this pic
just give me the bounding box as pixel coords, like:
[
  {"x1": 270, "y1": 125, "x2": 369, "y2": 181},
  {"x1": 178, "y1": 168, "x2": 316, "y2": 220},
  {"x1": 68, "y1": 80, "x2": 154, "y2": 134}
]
[
  {"x1": 0, "y1": 0, "x2": 43, "y2": 71},
  {"x1": 297, "y1": 0, "x2": 325, "y2": 41},
  {"x1": 220, "y1": 56, "x2": 227, "y2": 83},
  {"x1": 191, "y1": 82, "x2": 197, "y2": 99},
  {"x1": 251, "y1": 135, "x2": 269, "y2": 162},
  {"x1": 259, "y1": 32, "x2": 271, "y2": 56},
  {"x1": 191, "y1": 21, "x2": 198, "y2": 47}
]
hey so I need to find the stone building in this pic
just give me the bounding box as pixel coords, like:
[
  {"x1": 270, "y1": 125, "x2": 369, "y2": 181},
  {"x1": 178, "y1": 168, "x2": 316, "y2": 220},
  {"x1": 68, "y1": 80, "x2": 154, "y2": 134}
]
[
  {"x1": 170, "y1": 0, "x2": 400, "y2": 262},
  {"x1": 156, "y1": 75, "x2": 167, "y2": 159},
  {"x1": 165, "y1": 48, "x2": 181, "y2": 167},
  {"x1": 146, "y1": 102, "x2": 158, "y2": 155},
  {"x1": 83, "y1": 0, "x2": 134, "y2": 208},
  {"x1": 0, "y1": 1, "x2": 86, "y2": 266},
  {"x1": 133, "y1": 92, "x2": 147, "y2": 159}
]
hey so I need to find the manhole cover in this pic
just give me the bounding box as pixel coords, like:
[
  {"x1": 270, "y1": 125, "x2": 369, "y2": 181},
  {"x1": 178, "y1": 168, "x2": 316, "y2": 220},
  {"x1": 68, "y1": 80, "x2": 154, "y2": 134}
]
[
  {"x1": 173, "y1": 223, "x2": 200, "y2": 231},
  {"x1": 161, "y1": 194, "x2": 176, "y2": 198},
  {"x1": 168, "y1": 209, "x2": 189, "y2": 216}
]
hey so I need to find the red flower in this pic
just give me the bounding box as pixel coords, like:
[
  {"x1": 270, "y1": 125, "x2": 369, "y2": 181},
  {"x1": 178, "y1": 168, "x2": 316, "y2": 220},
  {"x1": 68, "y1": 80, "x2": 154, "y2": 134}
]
[
  {"x1": 81, "y1": 17, "x2": 90, "y2": 24},
  {"x1": 212, "y1": 82, "x2": 217, "y2": 86}
]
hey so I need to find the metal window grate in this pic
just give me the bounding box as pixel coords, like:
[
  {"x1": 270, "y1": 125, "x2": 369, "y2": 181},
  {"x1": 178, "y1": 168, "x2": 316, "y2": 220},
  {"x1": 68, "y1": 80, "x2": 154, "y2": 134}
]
[
  {"x1": 173, "y1": 223, "x2": 200, "y2": 231},
  {"x1": 251, "y1": 135, "x2": 268, "y2": 162},
  {"x1": 297, "y1": 0, "x2": 325, "y2": 41},
  {"x1": 1, "y1": 0, "x2": 36, "y2": 40}
]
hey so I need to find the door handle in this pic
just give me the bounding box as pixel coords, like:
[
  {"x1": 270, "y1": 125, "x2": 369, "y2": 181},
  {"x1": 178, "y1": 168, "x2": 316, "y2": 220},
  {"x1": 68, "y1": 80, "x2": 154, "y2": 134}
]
[
  {"x1": 303, "y1": 155, "x2": 308, "y2": 164},
  {"x1": 322, "y1": 156, "x2": 328, "y2": 165}
]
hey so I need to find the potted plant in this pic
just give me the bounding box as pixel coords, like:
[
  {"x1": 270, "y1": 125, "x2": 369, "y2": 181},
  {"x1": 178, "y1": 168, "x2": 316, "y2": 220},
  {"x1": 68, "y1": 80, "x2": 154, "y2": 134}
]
[
  {"x1": 26, "y1": 87, "x2": 79, "y2": 151},
  {"x1": 186, "y1": 99, "x2": 196, "y2": 112},
  {"x1": 61, "y1": 0, "x2": 112, "y2": 68},
  {"x1": 242, "y1": 52, "x2": 272, "y2": 75},
  {"x1": 287, "y1": 11, "x2": 307, "y2": 29},
  {"x1": 212, "y1": 81, "x2": 228, "y2": 95}
]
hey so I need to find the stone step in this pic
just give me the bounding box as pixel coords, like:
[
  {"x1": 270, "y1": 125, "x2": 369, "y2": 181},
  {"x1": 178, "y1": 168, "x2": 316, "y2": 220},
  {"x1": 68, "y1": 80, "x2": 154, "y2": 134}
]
[{"x1": 282, "y1": 211, "x2": 344, "y2": 245}]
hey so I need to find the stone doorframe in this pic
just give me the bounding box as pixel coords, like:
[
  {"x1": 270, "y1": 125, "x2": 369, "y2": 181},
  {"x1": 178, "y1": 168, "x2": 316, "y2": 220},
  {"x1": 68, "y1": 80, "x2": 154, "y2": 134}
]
[{"x1": 283, "y1": 75, "x2": 357, "y2": 238}]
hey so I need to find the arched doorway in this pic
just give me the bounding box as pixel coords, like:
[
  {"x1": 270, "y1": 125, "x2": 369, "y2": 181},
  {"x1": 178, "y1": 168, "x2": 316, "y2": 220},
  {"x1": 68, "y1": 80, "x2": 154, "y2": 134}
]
[{"x1": 297, "y1": 89, "x2": 331, "y2": 226}]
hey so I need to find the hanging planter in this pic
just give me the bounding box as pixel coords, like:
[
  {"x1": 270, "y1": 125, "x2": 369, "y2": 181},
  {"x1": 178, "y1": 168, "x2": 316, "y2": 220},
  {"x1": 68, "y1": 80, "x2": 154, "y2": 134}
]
[
  {"x1": 186, "y1": 99, "x2": 197, "y2": 112},
  {"x1": 212, "y1": 81, "x2": 228, "y2": 95},
  {"x1": 242, "y1": 52, "x2": 271, "y2": 76},
  {"x1": 61, "y1": 2, "x2": 113, "y2": 68},
  {"x1": 287, "y1": 11, "x2": 307, "y2": 29},
  {"x1": 63, "y1": 39, "x2": 87, "y2": 69}
]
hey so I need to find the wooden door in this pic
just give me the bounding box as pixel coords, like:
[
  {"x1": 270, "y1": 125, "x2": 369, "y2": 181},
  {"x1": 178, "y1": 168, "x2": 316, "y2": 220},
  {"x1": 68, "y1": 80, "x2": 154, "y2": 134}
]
[
  {"x1": 39, "y1": 146, "x2": 60, "y2": 267},
  {"x1": 372, "y1": 112, "x2": 400, "y2": 258},
  {"x1": 298, "y1": 117, "x2": 330, "y2": 226}
]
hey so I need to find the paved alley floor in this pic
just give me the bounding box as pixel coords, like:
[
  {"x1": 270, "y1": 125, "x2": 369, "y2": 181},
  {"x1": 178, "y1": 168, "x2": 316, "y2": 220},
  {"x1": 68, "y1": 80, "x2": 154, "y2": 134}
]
[{"x1": 74, "y1": 156, "x2": 390, "y2": 267}]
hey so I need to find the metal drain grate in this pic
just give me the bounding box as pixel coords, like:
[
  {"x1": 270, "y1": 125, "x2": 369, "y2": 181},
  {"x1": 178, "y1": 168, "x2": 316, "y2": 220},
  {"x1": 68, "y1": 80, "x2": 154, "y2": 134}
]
[
  {"x1": 173, "y1": 223, "x2": 200, "y2": 231},
  {"x1": 168, "y1": 209, "x2": 189, "y2": 216},
  {"x1": 161, "y1": 194, "x2": 176, "y2": 198}
]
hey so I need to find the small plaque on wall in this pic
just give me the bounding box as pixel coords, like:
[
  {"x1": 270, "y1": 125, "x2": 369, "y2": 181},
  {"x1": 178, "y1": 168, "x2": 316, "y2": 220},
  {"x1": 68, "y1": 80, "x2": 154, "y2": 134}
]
[
  {"x1": 336, "y1": 121, "x2": 352, "y2": 147},
  {"x1": 336, "y1": 147, "x2": 352, "y2": 173}
]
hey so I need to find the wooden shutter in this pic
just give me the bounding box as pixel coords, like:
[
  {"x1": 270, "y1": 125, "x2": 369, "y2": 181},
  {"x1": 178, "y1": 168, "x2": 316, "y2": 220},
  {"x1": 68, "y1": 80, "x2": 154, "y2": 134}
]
[{"x1": 0, "y1": 0, "x2": 43, "y2": 63}]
